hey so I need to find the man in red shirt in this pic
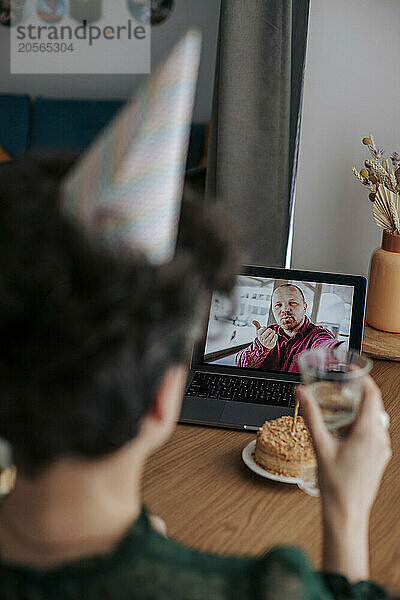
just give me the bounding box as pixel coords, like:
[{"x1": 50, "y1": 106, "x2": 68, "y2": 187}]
[{"x1": 236, "y1": 284, "x2": 342, "y2": 373}]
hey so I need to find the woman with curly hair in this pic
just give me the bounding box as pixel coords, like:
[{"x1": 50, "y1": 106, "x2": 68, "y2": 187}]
[{"x1": 0, "y1": 153, "x2": 390, "y2": 599}]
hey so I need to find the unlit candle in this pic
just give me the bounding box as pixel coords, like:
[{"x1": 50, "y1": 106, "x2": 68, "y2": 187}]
[{"x1": 291, "y1": 400, "x2": 300, "y2": 436}]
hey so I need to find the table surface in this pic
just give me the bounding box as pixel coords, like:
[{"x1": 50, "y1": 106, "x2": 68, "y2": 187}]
[
  {"x1": 143, "y1": 359, "x2": 400, "y2": 592},
  {"x1": 363, "y1": 324, "x2": 400, "y2": 361}
]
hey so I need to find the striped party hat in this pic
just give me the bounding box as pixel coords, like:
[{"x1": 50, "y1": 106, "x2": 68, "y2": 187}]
[{"x1": 61, "y1": 29, "x2": 202, "y2": 264}]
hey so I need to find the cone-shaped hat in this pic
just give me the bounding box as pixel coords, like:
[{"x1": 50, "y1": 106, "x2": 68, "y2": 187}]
[{"x1": 61, "y1": 29, "x2": 201, "y2": 263}]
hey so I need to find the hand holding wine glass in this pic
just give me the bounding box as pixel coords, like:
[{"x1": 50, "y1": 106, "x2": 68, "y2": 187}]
[
  {"x1": 298, "y1": 376, "x2": 391, "y2": 522},
  {"x1": 298, "y1": 376, "x2": 392, "y2": 583},
  {"x1": 295, "y1": 348, "x2": 374, "y2": 496}
]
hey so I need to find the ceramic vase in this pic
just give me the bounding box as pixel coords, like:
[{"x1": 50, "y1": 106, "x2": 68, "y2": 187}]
[{"x1": 365, "y1": 230, "x2": 400, "y2": 333}]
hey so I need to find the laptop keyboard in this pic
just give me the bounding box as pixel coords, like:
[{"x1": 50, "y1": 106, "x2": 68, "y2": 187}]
[{"x1": 186, "y1": 372, "x2": 296, "y2": 407}]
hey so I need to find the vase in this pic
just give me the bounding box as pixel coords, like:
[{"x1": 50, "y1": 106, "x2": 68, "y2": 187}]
[{"x1": 365, "y1": 230, "x2": 400, "y2": 333}]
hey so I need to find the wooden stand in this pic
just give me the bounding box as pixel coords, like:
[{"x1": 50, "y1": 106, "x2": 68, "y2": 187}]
[{"x1": 362, "y1": 324, "x2": 400, "y2": 361}]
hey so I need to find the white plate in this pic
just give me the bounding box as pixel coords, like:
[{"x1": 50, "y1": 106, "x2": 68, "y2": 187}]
[
  {"x1": 242, "y1": 440, "x2": 301, "y2": 485},
  {"x1": 242, "y1": 440, "x2": 320, "y2": 496}
]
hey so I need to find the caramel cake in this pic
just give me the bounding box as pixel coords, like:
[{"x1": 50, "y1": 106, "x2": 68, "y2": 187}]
[{"x1": 253, "y1": 416, "x2": 316, "y2": 478}]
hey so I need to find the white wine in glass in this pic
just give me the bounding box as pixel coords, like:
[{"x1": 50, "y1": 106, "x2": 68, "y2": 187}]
[
  {"x1": 296, "y1": 348, "x2": 372, "y2": 495},
  {"x1": 307, "y1": 381, "x2": 362, "y2": 432}
]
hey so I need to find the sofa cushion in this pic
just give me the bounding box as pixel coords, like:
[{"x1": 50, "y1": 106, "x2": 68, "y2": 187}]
[
  {"x1": 31, "y1": 97, "x2": 125, "y2": 153},
  {"x1": 0, "y1": 94, "x2": 31, "y2": 158},
  {"x1": 30, "y1": 96, "x2": 206, "y2": 169}
]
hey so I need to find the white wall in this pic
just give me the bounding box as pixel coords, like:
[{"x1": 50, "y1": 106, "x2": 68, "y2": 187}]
[
  {"x1": 0, "y1": 0, "x2": 220, "y2": 122},
  {"x1": 292, "y1": 0, "x2": 400, "y2": 277}
]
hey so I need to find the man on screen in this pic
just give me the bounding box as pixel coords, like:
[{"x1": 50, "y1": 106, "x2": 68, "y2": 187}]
[{"x1": 236, "y1": 284, "x2": 342, "y2": 373}]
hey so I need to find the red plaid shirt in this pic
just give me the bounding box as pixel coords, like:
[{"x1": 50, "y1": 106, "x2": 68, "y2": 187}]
[{"x1": 236, "y1": 316, "x2": 342, "y2": 373}]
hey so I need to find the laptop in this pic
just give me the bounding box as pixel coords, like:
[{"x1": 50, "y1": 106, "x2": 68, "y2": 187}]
[{"x1": 180, "y1": 266, "x2": 367, "y2": 430}]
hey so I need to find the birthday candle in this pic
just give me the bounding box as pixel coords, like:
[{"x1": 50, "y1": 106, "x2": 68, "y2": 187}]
[{"x1": 291, "y1": 400, "x2": 299, "y2": 435}]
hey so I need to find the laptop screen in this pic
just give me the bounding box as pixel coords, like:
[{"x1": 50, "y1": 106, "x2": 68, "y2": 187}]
[{"x1": 203, "y1": 275, "x2": 355, "y2": 375}]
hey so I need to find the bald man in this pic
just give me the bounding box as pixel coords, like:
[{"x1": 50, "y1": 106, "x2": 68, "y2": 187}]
[{"x1": 236, "y1": 284, "x2": 342, "y2": 373}]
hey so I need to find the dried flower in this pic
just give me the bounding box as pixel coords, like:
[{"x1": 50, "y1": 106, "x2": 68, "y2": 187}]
[
  {"x1": 390, "y1": 152, "x2": 400, "y2": 164},
  {"x1": 396, "y1": 167, "x2": 400, "y2": 189},
  {"x1": 353, "y1": 135, "x2": 400, "y2": 234},
  {"x1": 372, "y1": 148, "x2": 384, "y2": 159}
]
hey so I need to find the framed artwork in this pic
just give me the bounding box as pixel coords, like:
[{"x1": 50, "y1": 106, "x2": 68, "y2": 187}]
[
  {"x1": 127, "y1": 0, "x2": 174, "y2": 26},
  {"x1": 0, "y1": 0, "x2": 31, "y2": 26}
]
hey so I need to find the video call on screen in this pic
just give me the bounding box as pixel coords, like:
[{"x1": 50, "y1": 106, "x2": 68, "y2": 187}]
[{"x1": 204, "y1": 276, "x2": 355, "y2": 374}]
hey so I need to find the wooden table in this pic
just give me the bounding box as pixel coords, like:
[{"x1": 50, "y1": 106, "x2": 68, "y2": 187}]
[{"x1": 143, "y1": 360, "x2": 400, "y2": 592}]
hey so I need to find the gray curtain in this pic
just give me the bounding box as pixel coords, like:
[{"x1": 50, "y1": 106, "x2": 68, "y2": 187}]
[{"x1": 206, "y1": 0, "x2": 310, "y2": 267}]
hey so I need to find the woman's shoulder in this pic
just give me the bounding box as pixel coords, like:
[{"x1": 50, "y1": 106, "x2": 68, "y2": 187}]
[{"x1": 0, "y1": 511, "x2": 388, "y2": 600}]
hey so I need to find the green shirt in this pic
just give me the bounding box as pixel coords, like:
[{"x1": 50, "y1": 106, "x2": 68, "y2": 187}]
[{"x1": 0, "y1": 508, "x2": 387, "y2": 599}]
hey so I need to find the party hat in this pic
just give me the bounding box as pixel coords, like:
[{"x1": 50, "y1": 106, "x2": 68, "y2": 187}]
[{"x1": 61, "y1": 29, "x2": 202, "y2": 264}]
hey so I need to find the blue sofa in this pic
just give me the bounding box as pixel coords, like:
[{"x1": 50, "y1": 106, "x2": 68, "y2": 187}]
[{"x1": 0, "y1": 93, "x2": 207, "y2": 170}]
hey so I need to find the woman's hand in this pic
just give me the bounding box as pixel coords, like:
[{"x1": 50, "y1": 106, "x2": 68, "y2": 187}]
[
  {"x1": 298, "y1": 376, "x2": 391, "y2": 522},
  {"x1": 297, "y1": 376, "x2": 391, "y2": 582}
]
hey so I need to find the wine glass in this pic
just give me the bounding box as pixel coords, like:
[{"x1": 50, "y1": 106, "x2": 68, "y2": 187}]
[{"x1": 296, "y1": 347, "x2": 372, "y2": 496}]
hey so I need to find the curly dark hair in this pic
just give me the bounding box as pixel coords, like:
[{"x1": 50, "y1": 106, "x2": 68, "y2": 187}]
[{"x1": 0, "y1": 153, "x2": 237, "y2": 475}]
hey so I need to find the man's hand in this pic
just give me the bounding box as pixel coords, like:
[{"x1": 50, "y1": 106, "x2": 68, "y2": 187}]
[{"x1": 252, "y1": 320, "x2": 278, "y2": 351}]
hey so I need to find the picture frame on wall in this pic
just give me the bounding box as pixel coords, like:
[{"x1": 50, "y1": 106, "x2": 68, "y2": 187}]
[{"x1": 127, "y1": 0, "x2": 174, "y2": 26}]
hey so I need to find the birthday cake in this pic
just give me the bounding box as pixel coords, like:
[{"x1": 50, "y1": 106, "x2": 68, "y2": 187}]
[{"x1": 253, "y1": 416, "x2": 316, "y2": 478}]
